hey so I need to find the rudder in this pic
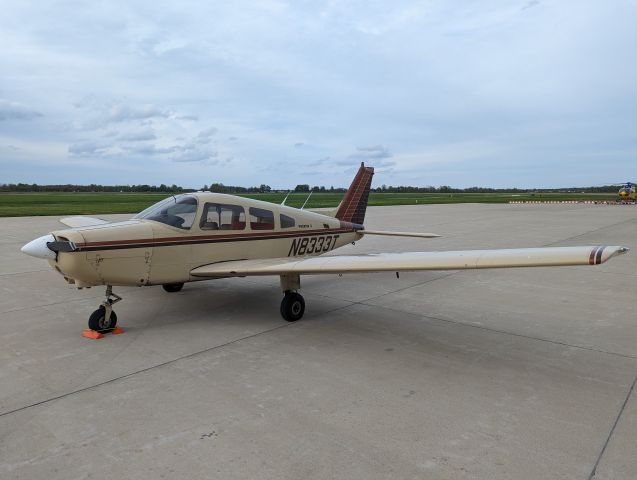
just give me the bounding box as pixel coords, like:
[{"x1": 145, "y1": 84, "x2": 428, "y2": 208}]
[{"x1": 334, "y1": 162, "x2": 374, "y2": 225}]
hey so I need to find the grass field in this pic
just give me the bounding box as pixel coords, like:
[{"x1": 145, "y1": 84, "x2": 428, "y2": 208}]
[{"x1": 0, "y1": 191, "x2": 621, "y2": 217}]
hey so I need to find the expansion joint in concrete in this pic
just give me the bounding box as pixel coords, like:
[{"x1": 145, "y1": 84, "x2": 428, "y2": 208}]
[{"x1": 587, "y1": 372, "x2": 637, "y2": 480}]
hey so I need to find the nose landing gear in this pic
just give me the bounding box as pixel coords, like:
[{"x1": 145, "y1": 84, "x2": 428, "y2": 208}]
[{"x1": 88, "y1": 285, "x2": 121, "y2": 332}]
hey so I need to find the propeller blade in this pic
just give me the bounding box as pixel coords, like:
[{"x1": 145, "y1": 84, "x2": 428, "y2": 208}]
[
  {"x1": 21, "y1": 235, "x2": 77, "y2": 259},
  {"x1": 46, "y1": 240, "x2": 77, "y2": 252}
]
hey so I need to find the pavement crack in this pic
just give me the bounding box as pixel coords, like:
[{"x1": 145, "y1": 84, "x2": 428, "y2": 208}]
[
  {"x1": 542, "y1": 216, "x2": 637, "y2": 247},
  {"x1": 310, "y1": 294, "x2": 637, "y2": 361},
  {"x1": 0, "y1": 269, "x2": 51, "y2": 277},
  {"x1": 310, "y1": 271, "x2": 637, "y2": 361},
  {"x1": 0, "y1": 295, "x2": 106, "y2": 315},
  {"x1": 587, "y1": 372, "x2": 637, "y2": 480},
  {"x1": 0, "y1": 322, "x2": 292, "y2": 419},
  {"x1": 366, "y1": 303, "x2": 637, "y2": 361}
]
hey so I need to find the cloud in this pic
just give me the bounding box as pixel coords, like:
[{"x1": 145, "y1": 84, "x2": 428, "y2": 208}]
[
  {"x1": 106, "y1": 104, "x2": 170, "y2": 123},
  {"x1": 68, "y1": 141, "x2": 107, "y2": 156},
  {"x1": 152, "y1": 37, "x2": 189, "y2": 56},
  {"x1": 71, "y1": 100, "x2": 184, "y2": 131},
  {"x1": 327, "y1": 145, "x2": 397, "y2": 169},
  {"x1": 118, "y1": 129, "x2": 157, "y2": 142},
  {"x1": 172, "y1": 149, "x2": 218, "y2": 163},
  {"x1": 521, "y1": 0, "x2": 540, "y2": 11},
  {"x1": 308, "y1": 156, "x2": 330, "y2": 166},
  {"x1": 66, "y1": 116, "x2": 224, "y2": 168},
  {"x1": 122, "y1": 144, "x2": 177, "y2": 156},
  {"x1": 65, "y1": 98, "x2": 220, "y2": 165},
  {"x1": 196, "y1": 127, "x2": 217, "y2": 144},
  {"x1": 2, "y1": 2, "x2": 636, "y2": 188},
  {"x1": 349, "y1": 145, "x2": 392, "y2": 160},
  {"x1": 0, "y1": 100, "x2": 43, "y2": 121}
]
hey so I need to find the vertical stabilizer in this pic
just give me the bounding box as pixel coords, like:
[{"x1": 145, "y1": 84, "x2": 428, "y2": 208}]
[{"x1": 334, "y1": 162, "x2": 374, "y2": 225}]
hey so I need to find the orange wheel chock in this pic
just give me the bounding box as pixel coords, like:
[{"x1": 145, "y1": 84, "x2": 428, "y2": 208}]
[
  {"x1": 82, "y1": 329, "x2": 104, "y2": 340},
  {"x1": 81, "y1": 327, "x2": 124, "y2": 340}
]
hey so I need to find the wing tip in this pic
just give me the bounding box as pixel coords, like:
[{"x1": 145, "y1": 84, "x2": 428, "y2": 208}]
[{"x1": 596, "y1": 245, "x2": 630, "y2": 264}]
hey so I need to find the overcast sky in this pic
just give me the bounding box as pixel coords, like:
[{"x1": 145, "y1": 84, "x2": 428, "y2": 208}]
[{"x1": 1, "y1": 1, "x2": 636, "y2": 189}]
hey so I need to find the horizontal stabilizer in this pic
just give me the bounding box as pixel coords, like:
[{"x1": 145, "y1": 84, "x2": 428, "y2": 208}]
[
  {"x1": 361, "y1": 230, "x2": 441, "y2": 239},
  {"x1": 191, "y1": 245, "x2": 629, "y2": 277},
  {"x1": 59, "y1": 216, "x2": 109, "y2": 228}
]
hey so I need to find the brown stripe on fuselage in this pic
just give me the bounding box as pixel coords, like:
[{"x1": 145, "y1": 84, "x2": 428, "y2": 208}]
[{"x1": 74, "y1": 226, "x2": 355, "y2": 252}]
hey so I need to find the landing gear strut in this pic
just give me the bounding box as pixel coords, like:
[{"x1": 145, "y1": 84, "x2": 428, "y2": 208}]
[
  {"x1": 88, "y1": 285, "x2": 121, "y2": 332},
  {"x1": 279, "y1": 274, "x2": 305, "y2": 322}
]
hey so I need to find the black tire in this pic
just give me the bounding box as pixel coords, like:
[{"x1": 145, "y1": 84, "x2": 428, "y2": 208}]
[
  {"x1": 162, "y1": 283, "x2": 184, "y2": 293},
  {"x1": 88, "y1": 306, "x2": 118, "y2": 332},
  {"x1": 280, "y1": 292, "x2": 305, "y2": 322}
]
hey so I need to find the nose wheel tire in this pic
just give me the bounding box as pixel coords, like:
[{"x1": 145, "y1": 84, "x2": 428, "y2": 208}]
[
  {"x1": 88, "y1": 305, "x2": 118, "y2": 332},
  {"x1": 162, "y1": 283, "x2": 184, "y2": 293},
  {"x1": 280, "y1": 292, "x2": 305, "y2": 322}
]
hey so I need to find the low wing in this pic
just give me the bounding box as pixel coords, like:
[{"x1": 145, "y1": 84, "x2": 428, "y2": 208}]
[
  {"x1": 191, "y1": 245, "x2": 628, "y2": 278},
  {"x1": 59, "y1": 216, "x2": 109, "y2": 228}
]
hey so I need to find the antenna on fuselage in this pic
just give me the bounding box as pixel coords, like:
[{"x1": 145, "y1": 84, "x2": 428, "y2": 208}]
[{"x1": 300, "y1": 191, "x2": 313, "y2": 209}]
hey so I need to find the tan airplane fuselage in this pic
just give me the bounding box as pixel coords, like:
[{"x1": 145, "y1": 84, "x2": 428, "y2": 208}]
[{"x1": 48, "y1": 193, "x2": 361, "y2": 288}]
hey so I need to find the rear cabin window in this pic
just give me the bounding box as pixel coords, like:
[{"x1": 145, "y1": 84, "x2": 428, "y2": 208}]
[
  {"x1": 249, "y1": 207, "x2": 275, "y2": 230},
  {"x1": 200, "y1": 203, "x2": 246, "y2": 230},
  {"x1": 280, "y1": 214, "x2": 295, "y2": 229}
]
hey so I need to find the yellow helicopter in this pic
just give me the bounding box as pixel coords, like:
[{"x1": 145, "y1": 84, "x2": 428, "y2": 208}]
[{"x1": 616, "y1": 182, "x2": 636, "y2": 202}]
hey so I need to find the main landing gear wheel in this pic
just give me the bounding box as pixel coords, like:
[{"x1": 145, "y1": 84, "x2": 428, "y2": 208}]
[
  {"x1": 162, "y1": 283, "x2": 184, "y2": 293},
  {"x1": 88, "y1": 305, "x2": 118, "y2": 332},
  {"x1": 280, "y1": 291, "x2": 305, "y2": 322}
]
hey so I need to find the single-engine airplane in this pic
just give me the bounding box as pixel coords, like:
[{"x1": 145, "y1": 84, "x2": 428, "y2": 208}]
[{"x1": 22, "y1": 163, "x2": 629, "y2": 332}]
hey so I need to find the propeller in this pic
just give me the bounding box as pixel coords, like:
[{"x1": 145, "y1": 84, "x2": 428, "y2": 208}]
[{"x1": 21, "y1": 234, "x2": 76, "y2": 259}]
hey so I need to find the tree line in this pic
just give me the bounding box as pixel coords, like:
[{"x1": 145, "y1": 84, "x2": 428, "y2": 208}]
[
  {"x1": 0, "y1": 183, "x2": 194, "y2": 193},
  {"x1": 0, "y1": 182, "x2": 621, "y2": 194},
  {"x1": 371, "y1": 185, "x2": 620, "y2": 193}
]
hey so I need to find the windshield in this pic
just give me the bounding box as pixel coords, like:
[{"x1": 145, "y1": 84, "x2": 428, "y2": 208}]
[{"x1": 134, "y1": 195, "x2": 198, "y2": 229}]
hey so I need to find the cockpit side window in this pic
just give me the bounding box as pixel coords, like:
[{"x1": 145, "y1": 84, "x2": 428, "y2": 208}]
[
  {"x1": 249, "y1": 207, "x2": 275, "y2": 230},
  {"x1": 280, "y1": 214, "x2": 295, "y2": 229},
  {"x1": 134, "y1": 195, "x2": 198, "y2": 229},
  {"x1": 200, "y1": 203, "x2": 246, "y2": 230}
]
